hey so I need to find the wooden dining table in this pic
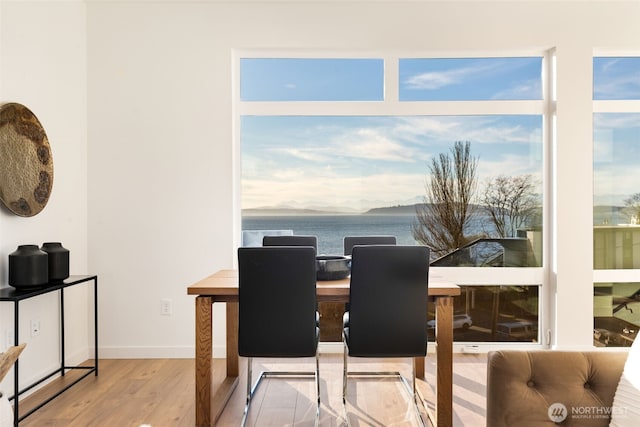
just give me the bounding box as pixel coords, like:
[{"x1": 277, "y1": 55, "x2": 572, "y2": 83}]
[{"x1": 187, "y1": 269, "x2": 460, "y2": 427}]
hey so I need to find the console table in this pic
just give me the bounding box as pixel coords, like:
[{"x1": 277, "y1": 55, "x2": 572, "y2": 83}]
[{"x1": 0, "y1": 275, "x2": 98, "y2": 426}]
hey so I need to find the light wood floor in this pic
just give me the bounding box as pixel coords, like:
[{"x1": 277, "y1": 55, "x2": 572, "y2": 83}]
[{"x1": 16, "y1": 353, "x2": 487, "y2": 426}]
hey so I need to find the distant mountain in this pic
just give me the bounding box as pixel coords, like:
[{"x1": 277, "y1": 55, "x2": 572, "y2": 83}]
[
  {"x1": 364, "y1": 204, "x2": 423, "y2": 215},
  {"x1": 242, "y1": 208, "x2": 352, "y2": 216},
  {"x1": 244, "y1": 195, "x2": 425, "y2": 215},
  {"x1": 243, "y1": 203, "x2": 425, "y2": 216}
]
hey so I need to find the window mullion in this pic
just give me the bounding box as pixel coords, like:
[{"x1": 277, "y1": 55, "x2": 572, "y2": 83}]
[
  {"x1": 593, "y1": 100, "x2": 640, "y2": 112},
  {"x1": 385, "y1": 56, "x2": 399, "y2": 102},
  {"x1": 239, "y1": 100, "x2": 545, "y2": 116}
]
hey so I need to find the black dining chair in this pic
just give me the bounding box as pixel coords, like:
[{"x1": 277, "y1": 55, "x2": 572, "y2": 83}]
[
  {"x1": 262, "y1": 234, "x2": 321, "y2": 318},
  {"x1": 342, "y1": 235, "x2": 397, "y2": 311},
  {"x1": 342, "y1": 244, "x2": 430, "y2": 426},
  {"x1": 263, "y1": 234, "x2": 318, "y2": 251},
  {"x1": 238, "y1": 246, "x2": 320, "y2": 427},
  {"x1": 343, "y1": 235, "x2": 396, "y2": 256}
]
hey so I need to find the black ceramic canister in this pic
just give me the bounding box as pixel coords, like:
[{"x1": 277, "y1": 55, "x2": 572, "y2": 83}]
[
  {"x1": 41, "y1": 242, "x2": 70, "y2": 283},
  {"x1": 8, "y1": 244, "x2": 49, "y2": 288}
]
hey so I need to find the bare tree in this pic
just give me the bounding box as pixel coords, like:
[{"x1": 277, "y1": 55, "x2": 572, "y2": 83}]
[
  {"x1": 624, "y1": 193, "x2": 640, "y2": 223},
  {"x1": 412, "y1": 141, "x2": 479, "y2": 259},
  {"x1": 482, "y1": 174, "x2": 539, "y2": 237}
]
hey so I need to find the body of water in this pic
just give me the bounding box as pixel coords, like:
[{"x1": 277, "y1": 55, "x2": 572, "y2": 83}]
[{"x1": 242, "y1": 214, "x2": 418, "y2": 255}]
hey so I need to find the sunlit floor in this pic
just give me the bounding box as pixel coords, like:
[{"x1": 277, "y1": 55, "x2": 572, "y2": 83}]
[
  {"x1": 18, "y1": 353, "x2": 487, "y2": 426},
  {"x1": 216, "y1": 353, "x2": 487, "y2": 426}
]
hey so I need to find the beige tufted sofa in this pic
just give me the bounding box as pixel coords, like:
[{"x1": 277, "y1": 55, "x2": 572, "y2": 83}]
[{"x1": 486, "y1": 350, "x2": 628, "y2": 426}]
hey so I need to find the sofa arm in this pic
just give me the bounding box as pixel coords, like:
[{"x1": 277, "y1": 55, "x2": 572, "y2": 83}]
[{"x1": 487, "y1": 350, "x2": 627, "y2": 427}]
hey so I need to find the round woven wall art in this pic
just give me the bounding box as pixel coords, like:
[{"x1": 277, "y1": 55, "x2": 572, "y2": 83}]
[{"x1": 0, "y1": 103, "x2": 53, "y2": 217}]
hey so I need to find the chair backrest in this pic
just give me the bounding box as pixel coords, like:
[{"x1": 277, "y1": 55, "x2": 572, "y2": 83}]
[
  {"x1": 238, "y1": 246, "x2": 318, "y2": 357},
  {"x1": 343, "y1": 235, "x2": 396, "y2": 255},
  {"x1": 263, "y1": 235, "x2": 318, "y2": 251},
  {"x1": 348, "y1": 245, "x2": 430, "y2": 357}
]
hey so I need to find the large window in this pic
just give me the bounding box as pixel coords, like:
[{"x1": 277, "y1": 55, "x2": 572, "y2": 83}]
[
  {"x1": 237, "y1": 53, "x2": 551, "y2": 344},
  {"x1": 593, "y1": 56, "x2": 640, "y2": 346}
]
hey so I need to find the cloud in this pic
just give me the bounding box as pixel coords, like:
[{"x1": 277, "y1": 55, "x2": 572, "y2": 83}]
[
  {"x1": 403, "y1": 62, "x2": 498, "y2": 91},
  {"x1": 491, "y1": 79, "x2": 542, "y2": 100},
  {"x1": 463, "y1": 123, "x2": 537, "y2": 144},
  {"x1": 594, "y1": 166, "x2": 640, "y2": 199},
  {"x1": 594, "y1": 113, "x2": 640, "y2": 130},
  {"x1": 594, "y1": 59, "x2": 640, "y2": 99},
  {"x1": 242, "y1": 115, "x2": 543, "y2": 209},
  {"x1": 393, "y1": 116, "x2": 537, "y2": 145},
  {"x1": 478, "y1": 155, "x2": 541, "y2": 180},
  {"x1": 601, "y1": 58, "x2": 622, "y2": 73},
  {"x1": 404, "y1": 71, "x2": 459, "y2": 90},
  {"x1": 265, "y1": 124, "x2": 425, "y2": 164},
  {"x1": 594, "y1": 77, "x2": 640, "y2": 99},
  {"x1": 336, "y1": 128, "x2": 419, "y2": 163},
  {"x1": 393, "y1": 117, "x2": 459, "y2": 142},
  {"x1": 275, "y1": 147, "x2": 333, "y2": 163},
  {"x1": 242, "y1": 172, "x2": 425, "y2": 210}
]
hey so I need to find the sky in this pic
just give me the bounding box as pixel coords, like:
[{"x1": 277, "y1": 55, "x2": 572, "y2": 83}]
[
  {"x1": 593, "y1": 57, "x2": 640, "y2": 206},
  {"x1": 240, "y1": 56, "x2": 639, "y2": 211},
  {"x1": 242, "y1": 115, "x2": 542, "y2": 211}
]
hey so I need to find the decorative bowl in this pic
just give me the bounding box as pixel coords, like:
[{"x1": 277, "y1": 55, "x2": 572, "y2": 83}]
[{"x1": 316, "y1": 255, "x2": 351, "y2": 281}]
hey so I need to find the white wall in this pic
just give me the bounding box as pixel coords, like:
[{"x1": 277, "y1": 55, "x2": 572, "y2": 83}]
[
  {"x1": 86, "y1": 2, "x2": 231, "y2": 357},
  {"x1": 85, "y1": 0, "x2": 640, "y2": 357},
  {"x1": 0, "y1": 1, "x2": 88, "y2": 389}
]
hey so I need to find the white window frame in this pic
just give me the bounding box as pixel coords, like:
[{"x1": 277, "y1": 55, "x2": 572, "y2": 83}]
[
  {"x1": 233, "y1": 49, "x2": 555, "y2": 350},
  {"x1": 592, "y1": 51, "x2": 640, "y2": 300}
]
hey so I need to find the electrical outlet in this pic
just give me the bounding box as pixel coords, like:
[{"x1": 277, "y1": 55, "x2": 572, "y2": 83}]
[
  {"x1": 160, "y1": 299, "x2": 172, "y2": 316},
  {"x1": 30, "y1": 319, "x2": 41, "y2": 337}
]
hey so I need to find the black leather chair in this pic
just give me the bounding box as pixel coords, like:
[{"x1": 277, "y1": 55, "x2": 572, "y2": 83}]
[
  {"x1": 343, "y1": 235, "x2": 396, "y2": 255},
  {"x1": 343, "y1": 245, "x2": 430, "y2": 426},
  {"x1": 262, "y1": 234, "x2": 320, "y2": 318},
  {"x1": 263, "y1": 234, "x2": 318, "y2": 251},
  {"x1": 342, "y1": 235, "x2": 396, "y2": 312},
  {"x1": 238, "y1": 246, "x2": 320, "y2": 426}
]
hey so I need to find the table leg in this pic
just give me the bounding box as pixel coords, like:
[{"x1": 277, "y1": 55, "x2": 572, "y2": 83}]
[
  {"x1": 435, "y1": 296, "x2": 454, "y2": 427},
  {"x1": 226, "y1": 302, "x2": 239, "y2": 376},
  {"x1": 195, "y1": 298, "x2": 240, "y2": 426},
  {"x1": 195, "y1": 296, "x2": 213, "y2": 427},
  {"x1": 415, "y1": 356, "x2": 425, "y2": 378}
]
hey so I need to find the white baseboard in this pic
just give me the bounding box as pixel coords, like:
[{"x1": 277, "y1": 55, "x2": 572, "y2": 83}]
[
  {"x1": 319, "y1": 342, "x2": 344, "y2": 354},
  {"x1": 93, "y1": 341, "x2": 488, "y2": 359},
  {"x1": 99, "y1": 346, "x2": 194, "y2": 359},
  {"x1": 97, "y1": 343, "x2": 346, "y2": 359}
]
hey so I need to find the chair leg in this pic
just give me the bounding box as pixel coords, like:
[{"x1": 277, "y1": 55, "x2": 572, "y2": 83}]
[
  {"x1": 241, "y1": 357, "x2": 253, "y2": 427},
  {"x1": 342, "y1": 336, "x2": 348, "y2": 405},
  {"x1": 241, "y1": 356, "x2": 320, "y2": 427},
  {"x1": 342, "y1": 353, "x2": 427, "y2": 427},
  {"x1": 342, "y1": 335, "x2": 352, "y2": 427},
  {"x1": 411, "y1": 358, "x2": 426, "y2": 427},
  {"x1": 315, "y1": 351, "x2": 320, "y2": 427}
]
